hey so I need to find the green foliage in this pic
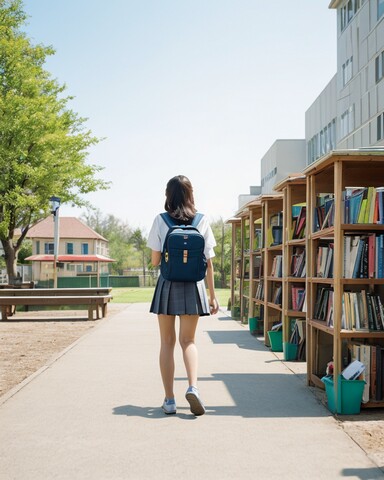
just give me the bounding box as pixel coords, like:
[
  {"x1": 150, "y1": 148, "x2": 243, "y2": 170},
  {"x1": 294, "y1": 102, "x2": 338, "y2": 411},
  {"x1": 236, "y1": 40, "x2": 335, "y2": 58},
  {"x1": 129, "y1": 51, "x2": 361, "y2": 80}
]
[
  {"x1": 130, "y1": 228, "x2": 151, "y2": 277},
  {"x1": 0, "y1": 1, "x2": 109, "y2": 278},
  {"x1": 16, "y1": 238, "x2": 31, "y2": 263},
  {"x1": 210, "y1": 217, "x2": 232, "y2": 288},
  {"x1": 82, "y1": 209, "x2": 150, "y2": 275}
]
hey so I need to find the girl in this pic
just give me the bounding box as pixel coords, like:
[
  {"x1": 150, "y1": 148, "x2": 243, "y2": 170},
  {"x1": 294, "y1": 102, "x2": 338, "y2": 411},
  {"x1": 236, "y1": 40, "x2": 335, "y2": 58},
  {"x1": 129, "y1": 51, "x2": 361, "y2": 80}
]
[{"x1": 147, "y1": 175, "x2": 219, "y2": 416}]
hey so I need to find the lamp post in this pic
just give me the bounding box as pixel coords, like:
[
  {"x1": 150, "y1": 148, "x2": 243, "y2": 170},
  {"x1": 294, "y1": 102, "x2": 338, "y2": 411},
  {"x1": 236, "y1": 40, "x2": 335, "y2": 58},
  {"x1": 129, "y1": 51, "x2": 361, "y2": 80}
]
[{"x1": 49, "y1": 196, "x2": 61, "y2": 288}]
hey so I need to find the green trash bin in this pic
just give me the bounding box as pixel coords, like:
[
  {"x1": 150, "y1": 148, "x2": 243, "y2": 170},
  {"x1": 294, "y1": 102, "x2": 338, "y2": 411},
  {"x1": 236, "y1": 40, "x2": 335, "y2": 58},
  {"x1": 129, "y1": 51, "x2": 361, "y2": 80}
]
[
  {"x1": 322, "y1": 375, "x2": 365, "y2": 415},
  {"x1": 283, "y1": 341, "x2": 298, "y2": 361},
  {"x1": 267, "y1": 330, "x2": 283, "y2": 352},
  {"x1": 248, "y1": 317, "x2": 262, "y2": 334}
]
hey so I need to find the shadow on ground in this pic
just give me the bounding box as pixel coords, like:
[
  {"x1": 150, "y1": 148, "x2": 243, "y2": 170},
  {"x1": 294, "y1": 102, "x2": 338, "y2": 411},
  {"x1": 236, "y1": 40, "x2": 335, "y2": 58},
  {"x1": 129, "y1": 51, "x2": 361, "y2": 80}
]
[{"x1": 113, "y1": 372, "x2": 328, "y2": 419}]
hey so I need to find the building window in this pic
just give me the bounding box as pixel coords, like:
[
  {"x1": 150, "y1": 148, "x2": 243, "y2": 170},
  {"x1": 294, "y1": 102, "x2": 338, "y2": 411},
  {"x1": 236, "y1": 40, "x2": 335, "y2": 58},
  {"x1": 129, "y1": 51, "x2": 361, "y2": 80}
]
[
  {"x1": 377, "y1": 113, "x2": 384, "y2": 140},
  {"x1": 341, "y1": 0, "x2": 362, "y2": 31},
  {"x1": 67, "y1": 264, "x2": 75, "y2": 272},
  {"x1": 66, "y1": 242, "x2": 74, "y2": 254},
  {"x1": 340, "y1": 106, "x2": 355, "y2": 139},
  {"x1": 342, "y1": 57, "x2": 353, "y2": 86},
  {"x1": 307, "y1": 118, "x2": 337, "y2": 164},
  {"x1": 81, "y1": 243, "x2": 89, "y2": 255},
  {"x1": 85, "y1": 265, "x2": 93, "y2": 273},
  {"x1": 261, "y1": 167, "x2": 277, "y2": 187},
  {"x1": 376, "y1": 51, "x2": 384, "y2": 83},
  {"x1": 379, "y1": 0, "x2": 384, "y2": 19},
  {"x1": 44, "y1": 242, "x2": 54, "y2": 254},
  {"x1": 36, "y1": 241, "x2": 40, "y2": 255}
]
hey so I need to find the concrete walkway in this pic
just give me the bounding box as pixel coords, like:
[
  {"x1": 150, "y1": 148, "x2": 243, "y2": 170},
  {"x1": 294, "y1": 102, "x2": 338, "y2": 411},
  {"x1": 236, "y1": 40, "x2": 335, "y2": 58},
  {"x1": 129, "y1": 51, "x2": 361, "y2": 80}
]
[{"x1": 0, "y1": 304, "x2": 383, "y2": 480}]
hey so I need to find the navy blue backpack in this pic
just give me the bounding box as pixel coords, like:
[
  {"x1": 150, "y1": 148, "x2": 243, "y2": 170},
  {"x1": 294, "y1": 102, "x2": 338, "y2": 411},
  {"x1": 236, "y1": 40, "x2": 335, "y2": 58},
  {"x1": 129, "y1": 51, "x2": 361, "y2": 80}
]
[{"x1": 160, "y1": 212, "x2": 207, "y2": 282}]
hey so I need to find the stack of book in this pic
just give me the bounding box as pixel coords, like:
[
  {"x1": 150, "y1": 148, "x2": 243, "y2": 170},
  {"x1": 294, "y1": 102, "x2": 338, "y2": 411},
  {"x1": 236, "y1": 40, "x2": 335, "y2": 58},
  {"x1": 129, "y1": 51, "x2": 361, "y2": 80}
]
[
  {"x1": 343, "y1": 186, "x2": 384, "y2": 224},
  {"x1": 290, "y1": 246, "x2": 306, "y2": 277},
  {"x1": 342, "y1": 290, "x2": 384, "y2": 331},
  {"x1": 313, "y1": 194, "x2": 335, "y2": 231},
  {"x1": 270, "y1": 255, "x2": 283, "y2": 277},
  {"x1": 316, "y1": 242, "x2": 334, "y2": 278},
  {"x1": 348, "y1": 343, "x2": 384, "y2": 403},
  {"x1": 291, "y1": 205, "x2": 306, "y2": 239},
  {"x1": 291, "y1": 284, "x2": 306, "y2": 312},
  {"x1": 313, "y1": 287, "x2": 334, "y2": 327},
  {"x1": 344, "y1": 234, "x2": 384, "y2": 278},
  {"x1": 255, "y1": 281, "x2": 264, "y2": 301},
  {"x1": 271, "y1": 284, "x2": 282, "y2": 306}
]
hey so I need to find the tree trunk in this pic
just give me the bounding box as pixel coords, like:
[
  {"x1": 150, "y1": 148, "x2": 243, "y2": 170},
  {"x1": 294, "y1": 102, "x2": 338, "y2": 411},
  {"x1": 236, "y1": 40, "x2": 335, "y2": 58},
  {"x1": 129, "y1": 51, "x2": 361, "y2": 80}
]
[
  {"x1": 142, "y1": 251, "x2": 146, "y2": 285},
  {"x1": 1, "y1": 239, "x2": 18, "y2": 285}
]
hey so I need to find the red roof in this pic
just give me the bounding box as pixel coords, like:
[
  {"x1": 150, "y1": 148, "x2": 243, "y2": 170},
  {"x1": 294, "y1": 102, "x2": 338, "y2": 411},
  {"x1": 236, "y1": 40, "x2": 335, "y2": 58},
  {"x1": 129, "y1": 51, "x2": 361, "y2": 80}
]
[
  {"x1": 25, "y1": 254, "x2": 114, "y2": 263},
  {"x1": 27, "y1": 217, "x2": 108, "y2": 242}
]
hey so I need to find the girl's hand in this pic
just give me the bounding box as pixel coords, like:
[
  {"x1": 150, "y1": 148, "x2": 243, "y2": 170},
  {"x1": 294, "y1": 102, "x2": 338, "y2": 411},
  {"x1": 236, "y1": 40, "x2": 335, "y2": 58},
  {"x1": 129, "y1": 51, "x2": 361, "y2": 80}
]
[{"x1": 209, "y1": 298, "x2": 219, "y2": 315}]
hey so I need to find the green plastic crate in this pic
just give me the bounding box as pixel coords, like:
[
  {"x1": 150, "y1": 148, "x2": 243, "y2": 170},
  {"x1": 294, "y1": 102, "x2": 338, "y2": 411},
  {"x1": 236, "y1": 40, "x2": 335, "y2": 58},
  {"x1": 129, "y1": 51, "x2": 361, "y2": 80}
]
[{"x1": 322, "y1": 375, "x2": 365, "y2": 415}]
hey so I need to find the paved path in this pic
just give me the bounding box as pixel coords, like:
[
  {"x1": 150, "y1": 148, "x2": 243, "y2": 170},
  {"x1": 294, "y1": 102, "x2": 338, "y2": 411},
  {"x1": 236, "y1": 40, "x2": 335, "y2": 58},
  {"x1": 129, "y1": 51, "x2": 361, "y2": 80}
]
[{"x1": 0, "y1": 304, "x2": 383, "y2": 479}]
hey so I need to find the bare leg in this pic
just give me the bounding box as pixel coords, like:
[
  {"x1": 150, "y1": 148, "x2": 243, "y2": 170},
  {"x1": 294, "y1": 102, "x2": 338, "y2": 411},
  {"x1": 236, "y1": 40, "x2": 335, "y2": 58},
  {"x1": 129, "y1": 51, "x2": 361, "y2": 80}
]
[
  {"x1": 179, "y1": 315, "x2": 200, "y2": 387},
  {"x1": 157, "y1": 314, "x2": 176, "y2": 399}
]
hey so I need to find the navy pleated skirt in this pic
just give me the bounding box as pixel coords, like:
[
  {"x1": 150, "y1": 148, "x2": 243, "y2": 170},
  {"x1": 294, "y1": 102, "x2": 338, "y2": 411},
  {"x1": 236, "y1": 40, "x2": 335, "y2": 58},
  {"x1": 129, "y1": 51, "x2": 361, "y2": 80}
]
[{"x1": 150, "y1": 274, "x2": 210, "y2": 316}]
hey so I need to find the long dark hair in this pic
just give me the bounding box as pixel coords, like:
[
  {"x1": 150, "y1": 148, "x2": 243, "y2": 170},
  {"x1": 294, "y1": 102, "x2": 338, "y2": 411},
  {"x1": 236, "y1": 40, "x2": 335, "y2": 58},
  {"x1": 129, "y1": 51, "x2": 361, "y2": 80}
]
[{"x1": 164, "y1": 175, "x2": 197, "y2": 221}]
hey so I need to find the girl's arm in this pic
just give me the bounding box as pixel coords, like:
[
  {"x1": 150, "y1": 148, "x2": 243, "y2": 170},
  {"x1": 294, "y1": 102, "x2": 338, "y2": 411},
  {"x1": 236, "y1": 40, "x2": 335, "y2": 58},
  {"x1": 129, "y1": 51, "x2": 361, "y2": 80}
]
[
  {"x1": 151, "y1": 250, "x2": 161, "y2": 267},
  {"x1": 206, "y1": 258, "x2": 219, "y2": 314}
]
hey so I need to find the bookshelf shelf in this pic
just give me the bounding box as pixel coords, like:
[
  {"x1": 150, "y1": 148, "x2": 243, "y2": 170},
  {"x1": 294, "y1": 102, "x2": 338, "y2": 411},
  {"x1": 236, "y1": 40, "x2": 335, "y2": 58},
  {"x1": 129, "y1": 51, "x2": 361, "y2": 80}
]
[
  {"x1": 310, "y1": 227, "x2": 334, "y2": 240},
  {"x1": 341, "y1": 224, "x2": 384, "y2": 232},
  {"x1": 286, "y1": 310, "x2": 306, "y2": 318},
  {"x1": 260, "y1": 194, "x2": 284, "y2": 346},
  {"x1": 274, "y1": 174, "x2": 307, "y2": 361},
  {"x1": 267, "y1": 302, "x2": 282, "y2": 311},
  {"x1": 304, "y1": 150, "x2": 384, "y2": 409},
  {"x1": 287, "y1": 238, "x2": 306, "y2": 247}
]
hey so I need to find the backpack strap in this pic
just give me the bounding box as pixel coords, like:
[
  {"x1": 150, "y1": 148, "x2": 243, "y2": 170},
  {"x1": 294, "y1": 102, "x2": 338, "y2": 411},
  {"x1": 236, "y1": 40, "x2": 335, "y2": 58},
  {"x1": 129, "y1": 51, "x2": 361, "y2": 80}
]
[
  {"x1": 191, "y1": 213, "x2": 203, "y2": 227},
  {"x1": 160, "y1": 212, "x2": 203, "y2": 228},
  {"x1": 160, "y1": 212, "x2": 176, "y2": 229}
]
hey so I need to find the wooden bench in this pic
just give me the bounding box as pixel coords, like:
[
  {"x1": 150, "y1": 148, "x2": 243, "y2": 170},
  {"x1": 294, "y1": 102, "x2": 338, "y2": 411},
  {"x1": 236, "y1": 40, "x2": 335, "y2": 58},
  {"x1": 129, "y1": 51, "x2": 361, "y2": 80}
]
[{"x1": 0, "y1": 288, "x2": 113, "y2": 321}]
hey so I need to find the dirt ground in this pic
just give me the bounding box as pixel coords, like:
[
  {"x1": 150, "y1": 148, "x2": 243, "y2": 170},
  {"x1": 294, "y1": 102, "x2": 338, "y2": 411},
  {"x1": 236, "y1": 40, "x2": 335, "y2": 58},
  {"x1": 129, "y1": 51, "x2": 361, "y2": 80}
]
[
  {"x1": 0, "y1": 303, "x2": 127, "y2": 398},
  {"x1": 0, "y1": 306, "x2": 383, "y2": 470}
]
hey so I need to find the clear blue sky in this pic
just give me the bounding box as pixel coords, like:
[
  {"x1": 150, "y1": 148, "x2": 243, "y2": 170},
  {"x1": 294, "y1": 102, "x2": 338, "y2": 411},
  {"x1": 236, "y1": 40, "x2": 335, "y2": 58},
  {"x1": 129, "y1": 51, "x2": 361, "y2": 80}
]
[{"x1": 22, "y1": 0, "x2": 336, "y2": 233}]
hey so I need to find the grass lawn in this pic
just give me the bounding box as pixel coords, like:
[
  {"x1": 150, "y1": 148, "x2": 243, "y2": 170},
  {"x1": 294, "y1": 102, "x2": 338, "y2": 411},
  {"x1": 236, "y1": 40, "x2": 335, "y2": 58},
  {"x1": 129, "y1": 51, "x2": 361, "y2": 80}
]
[{"x1": 112, "y1": 287, "x2": 230, "y2": 309}]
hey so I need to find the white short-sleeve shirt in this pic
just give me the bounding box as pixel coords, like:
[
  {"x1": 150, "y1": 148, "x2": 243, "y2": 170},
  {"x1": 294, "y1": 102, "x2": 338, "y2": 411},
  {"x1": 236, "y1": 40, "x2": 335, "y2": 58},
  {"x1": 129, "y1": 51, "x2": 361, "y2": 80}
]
[{"x1": 147, "y1": 213, "x2": 216, "y2": 259}]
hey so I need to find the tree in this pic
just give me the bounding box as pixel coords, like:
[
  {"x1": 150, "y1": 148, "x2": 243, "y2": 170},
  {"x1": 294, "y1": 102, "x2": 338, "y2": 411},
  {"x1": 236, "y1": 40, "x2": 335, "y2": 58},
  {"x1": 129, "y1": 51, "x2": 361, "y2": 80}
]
[
  {"x1": 82, "y1": 209, "x2": 134, "y2": 275},
  {"x1": 210, "y1": 218, "x2": 232, "y2": 288},
  {"x1": 0, "y1": 1, "x2": 108, "y2": 283},
  {"x1": 130, "y1": 228, "x2": 150, "y2": 283}
]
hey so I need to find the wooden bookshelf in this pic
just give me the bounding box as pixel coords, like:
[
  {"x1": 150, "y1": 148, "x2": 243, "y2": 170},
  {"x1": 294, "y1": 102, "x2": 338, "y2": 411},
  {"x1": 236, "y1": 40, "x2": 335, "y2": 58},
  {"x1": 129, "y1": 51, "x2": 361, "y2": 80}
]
[
  {"x1": 230, "y1": 198, "x2": 263, "y2": 324},
  {"x1": 260, "y1": 194, "x2": 284, "y2": 346},
  {"x1": 247, "y1": 199, "x2": 263, "y2": 322},
  {"x1": 226, "y1": 217, "x2": 241, "y2": 318},
  {"x1": 239, "y1": 210, "x2": 250, "y2": 321},
  {"x1": 274, "y1": 174, "x2": 307, "y2": 361},
  {"x1": 304, "y1": 150, "x2": 384, "y2": 409}
]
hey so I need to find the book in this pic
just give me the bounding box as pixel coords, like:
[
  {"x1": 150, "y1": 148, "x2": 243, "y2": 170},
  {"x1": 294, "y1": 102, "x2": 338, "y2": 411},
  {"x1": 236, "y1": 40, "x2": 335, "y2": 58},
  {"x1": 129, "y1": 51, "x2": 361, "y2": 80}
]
[
  {"x1": 352, "y1": 237, "x2": 366, "y2": 278},
  {"x1": 292, "y1": 206, "x2": 306, "y2": 239},
  {"x1": 348, "y1": 188, "x2": 365, "y2": 224},
  {"x1": 368, "y1": 234, "x2": 376, "y2": 278},
  {"x1": 357, "y1": 189, "x2": 368, "y2": 223},
  {"x1": 341, "y1": 360, "x2": 365, "y2": 380},
  {"x1": 344, "y1": 235, "x2": 360, "y2": 278}
]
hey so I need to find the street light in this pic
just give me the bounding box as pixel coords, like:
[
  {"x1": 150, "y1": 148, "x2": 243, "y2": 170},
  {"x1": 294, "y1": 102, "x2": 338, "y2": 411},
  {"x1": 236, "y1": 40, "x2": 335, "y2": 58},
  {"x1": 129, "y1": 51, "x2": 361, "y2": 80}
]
[{"x1": 49, "y1": 196, "x2": 61, "y2": 288}]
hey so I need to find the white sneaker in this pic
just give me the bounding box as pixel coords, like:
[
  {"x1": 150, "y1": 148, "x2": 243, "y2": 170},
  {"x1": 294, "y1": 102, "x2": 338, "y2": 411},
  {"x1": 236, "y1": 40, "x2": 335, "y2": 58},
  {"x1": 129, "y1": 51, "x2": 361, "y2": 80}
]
[
  {"x1": 185, "y1": 386, "x2": 206, "y2": 416},
  {"x1": 162, "y1": 398, "x2": 176, "y2": 414}
]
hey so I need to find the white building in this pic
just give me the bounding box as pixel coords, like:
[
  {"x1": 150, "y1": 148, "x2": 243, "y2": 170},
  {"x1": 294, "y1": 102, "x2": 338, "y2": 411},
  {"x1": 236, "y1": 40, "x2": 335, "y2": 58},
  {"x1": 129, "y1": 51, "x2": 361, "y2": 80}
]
[
  {"x1": 306, "y1": 0, "x2": 384, "y2": 164},
  {"x1": 260, "y1": 139, "x2": 306, "y2": 194}
]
